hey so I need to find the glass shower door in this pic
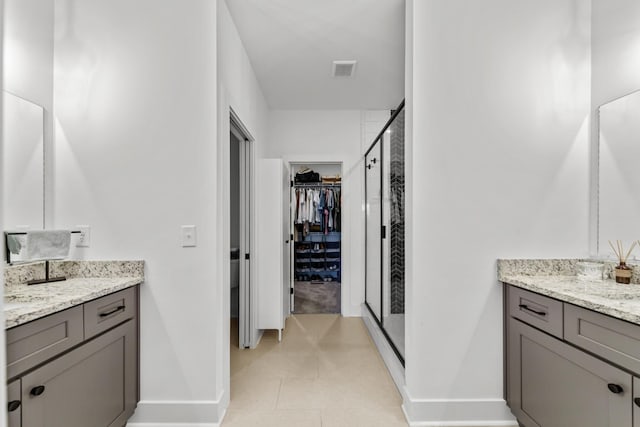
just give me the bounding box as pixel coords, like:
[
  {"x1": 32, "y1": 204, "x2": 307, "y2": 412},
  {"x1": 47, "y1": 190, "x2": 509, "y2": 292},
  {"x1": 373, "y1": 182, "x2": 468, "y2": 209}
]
[
  {"x1": 365, "y1": 143, "x2": 382, "y2": 321},
  {"x1": 382, "y1": 109, "x2": 405, "y2": 358}
]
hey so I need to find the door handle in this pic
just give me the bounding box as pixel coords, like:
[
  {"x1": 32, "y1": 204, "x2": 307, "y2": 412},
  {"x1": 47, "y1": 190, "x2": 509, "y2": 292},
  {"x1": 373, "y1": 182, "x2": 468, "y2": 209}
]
[{"x1": 7, "y1": 400, "x2": 21, "y2": 412}]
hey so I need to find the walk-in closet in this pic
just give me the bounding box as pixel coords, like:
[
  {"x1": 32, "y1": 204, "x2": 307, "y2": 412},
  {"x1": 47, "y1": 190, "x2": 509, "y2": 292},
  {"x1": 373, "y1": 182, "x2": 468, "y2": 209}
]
[{"x1": 291, "y1": 163, "x2": 342, "y2": 314}]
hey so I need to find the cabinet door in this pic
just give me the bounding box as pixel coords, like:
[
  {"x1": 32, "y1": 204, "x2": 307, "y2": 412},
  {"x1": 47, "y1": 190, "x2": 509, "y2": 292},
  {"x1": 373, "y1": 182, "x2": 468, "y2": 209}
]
[
  {"x1": 509, "y1": 318, "x2": 632, "y2": 427},
  {"x1": 21, "y1": 320, "x2": 136, "y2": 427},
  {"x1": 634, "y1": 377, "x2": 640, "y2": 427},
  {"x1": 7, "y1": 380, "x2": 21, "y2": 427},
  {"x1": 257, "y1": 159, "x2": 285, "y2": 331}
]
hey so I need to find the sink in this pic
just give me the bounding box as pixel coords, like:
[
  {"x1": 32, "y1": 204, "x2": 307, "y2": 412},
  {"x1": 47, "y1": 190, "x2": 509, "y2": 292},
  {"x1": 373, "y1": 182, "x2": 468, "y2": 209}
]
[{"x1": 578, "y1": 285, "x2": 640, "y2": 300}]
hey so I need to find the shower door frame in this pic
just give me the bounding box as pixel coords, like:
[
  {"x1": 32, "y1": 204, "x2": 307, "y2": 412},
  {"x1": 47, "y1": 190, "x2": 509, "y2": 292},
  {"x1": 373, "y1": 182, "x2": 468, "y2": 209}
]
[{"x1": 364, "y1": 100, "x2": 405, "y2": 366}]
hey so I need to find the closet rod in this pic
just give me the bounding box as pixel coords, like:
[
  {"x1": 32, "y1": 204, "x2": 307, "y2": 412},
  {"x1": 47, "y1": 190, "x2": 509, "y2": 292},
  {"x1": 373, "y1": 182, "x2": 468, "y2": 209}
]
[{"x1": 293, "y1": 183, "x2": 341, "y2": 188}]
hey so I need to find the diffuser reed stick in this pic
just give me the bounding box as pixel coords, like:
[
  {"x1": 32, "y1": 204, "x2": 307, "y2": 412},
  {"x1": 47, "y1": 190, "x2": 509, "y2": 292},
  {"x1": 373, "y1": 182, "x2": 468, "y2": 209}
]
[{"x1": 608, "y1": 240, "x2": 637, "y2": 263}]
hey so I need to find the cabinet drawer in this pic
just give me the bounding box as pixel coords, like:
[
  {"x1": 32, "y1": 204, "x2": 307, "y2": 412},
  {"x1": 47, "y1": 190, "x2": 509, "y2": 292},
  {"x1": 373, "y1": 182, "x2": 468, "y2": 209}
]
[
  {"x1": 84, "y1": 287, "x2": 136, "y2": 340},
  {"x1": 508, "y1": 286, "x2": 563, "y2": 339},
  {"x1": 565, "y1": 303, "x2": 640, "y2": 375},
  {"x1": 7, "y1": 306, "x2": 84, "y2": 380}
]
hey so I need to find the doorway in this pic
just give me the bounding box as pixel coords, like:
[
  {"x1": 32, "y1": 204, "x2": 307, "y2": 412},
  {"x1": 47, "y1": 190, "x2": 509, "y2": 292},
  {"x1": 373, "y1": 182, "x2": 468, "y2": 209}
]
[
  {"x1": 290, "y1": 162, "x2": 342, "y2": 314},
  {"x1": 230, "y1": 114, "x2": 253, "y2": 348}
]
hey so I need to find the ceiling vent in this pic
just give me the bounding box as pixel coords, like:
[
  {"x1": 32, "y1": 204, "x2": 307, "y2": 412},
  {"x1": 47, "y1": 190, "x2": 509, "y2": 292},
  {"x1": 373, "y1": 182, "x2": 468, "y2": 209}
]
[{"x1": 332, "y1": 60, "x2": 357, "y2": 78}]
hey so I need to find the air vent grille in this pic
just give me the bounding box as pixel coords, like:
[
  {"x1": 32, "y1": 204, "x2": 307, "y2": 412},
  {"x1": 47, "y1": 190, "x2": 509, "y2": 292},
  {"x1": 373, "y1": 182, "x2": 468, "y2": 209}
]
[{"x1": 332, "y1": 60, "x2": 357, "y2": 77}]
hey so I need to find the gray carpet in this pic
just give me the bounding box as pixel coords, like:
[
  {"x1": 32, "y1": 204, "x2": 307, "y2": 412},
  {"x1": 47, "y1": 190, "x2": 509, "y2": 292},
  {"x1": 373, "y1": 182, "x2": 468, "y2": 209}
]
[{"x1": 293, "y1": 281, "x2": 341, "y2": 314}]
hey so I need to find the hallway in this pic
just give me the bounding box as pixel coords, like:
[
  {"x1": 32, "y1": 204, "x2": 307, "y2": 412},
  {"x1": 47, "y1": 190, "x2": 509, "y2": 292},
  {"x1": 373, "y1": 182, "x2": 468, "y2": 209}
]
[{"x1": 225, "y1": 315, "x2": 408, "y2": 426}]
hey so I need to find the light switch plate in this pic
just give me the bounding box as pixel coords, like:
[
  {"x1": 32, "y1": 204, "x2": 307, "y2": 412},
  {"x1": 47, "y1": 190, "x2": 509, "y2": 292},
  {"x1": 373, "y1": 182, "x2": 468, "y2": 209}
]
[
  {"x1": 181, "y1": 225, "x2": 197, "y2": 247},
  {"x1": 76, "y1": 225, "x2": 91, "y2": 247}
]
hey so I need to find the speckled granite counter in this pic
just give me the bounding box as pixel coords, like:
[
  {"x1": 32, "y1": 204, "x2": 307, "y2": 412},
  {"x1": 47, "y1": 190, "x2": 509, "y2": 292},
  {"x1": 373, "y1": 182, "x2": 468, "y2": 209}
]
[
  {"x1": 498, "y1": 259, "x2": 640, "y2": 326},
  {"x1": 4, "y1": 261, "x2": 144, "y2": 329}
]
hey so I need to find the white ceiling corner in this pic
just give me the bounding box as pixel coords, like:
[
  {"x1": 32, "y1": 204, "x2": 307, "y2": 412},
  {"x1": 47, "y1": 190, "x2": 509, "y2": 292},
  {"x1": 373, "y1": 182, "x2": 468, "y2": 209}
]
[{"x1": 225, "y1": 0, "x2": 405, "y2": 110}]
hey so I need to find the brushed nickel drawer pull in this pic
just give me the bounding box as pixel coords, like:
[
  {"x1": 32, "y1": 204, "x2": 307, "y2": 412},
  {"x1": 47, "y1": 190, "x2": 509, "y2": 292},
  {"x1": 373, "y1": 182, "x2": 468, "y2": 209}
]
[
  {"x1": 518, "y1": 304, "x2": 546, "y2": 316},
  {"x1": 99, "y1": 305, "x2": 125, "y2": 318}
]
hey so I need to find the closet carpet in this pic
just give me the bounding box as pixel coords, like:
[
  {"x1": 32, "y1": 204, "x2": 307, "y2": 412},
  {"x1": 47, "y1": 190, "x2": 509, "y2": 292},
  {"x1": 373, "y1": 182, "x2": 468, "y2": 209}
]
[
  {"x1": 226, "y1": 315, "x2": 408, "y2": 427},
  {"x1": 293, "y1": 281, "x2": 341, "y2": 314}
]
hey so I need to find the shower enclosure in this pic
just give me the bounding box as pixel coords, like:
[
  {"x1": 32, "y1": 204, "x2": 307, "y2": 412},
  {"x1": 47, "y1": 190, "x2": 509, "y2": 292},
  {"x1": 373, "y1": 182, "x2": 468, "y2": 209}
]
[{"x1": 365, "y1": 101, "x2": 405, "y2": 363}]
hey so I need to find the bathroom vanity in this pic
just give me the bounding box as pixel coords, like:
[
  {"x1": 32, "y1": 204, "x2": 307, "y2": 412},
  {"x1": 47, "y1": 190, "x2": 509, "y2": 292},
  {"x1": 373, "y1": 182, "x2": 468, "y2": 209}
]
[
  {"x1": 499, "y1": 259, "x2": 640, "y2": 427},
  {"x1": 4, "y1": 261, "x2": 143, "y2": 427}
]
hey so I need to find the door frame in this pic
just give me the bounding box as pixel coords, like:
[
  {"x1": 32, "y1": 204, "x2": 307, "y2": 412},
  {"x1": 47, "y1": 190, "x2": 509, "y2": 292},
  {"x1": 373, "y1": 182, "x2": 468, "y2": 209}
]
[
  {"x1": 288, "y1": 160, "x2": 344, "y2": 315},
  {"x1": 230, "y1": 109, "x2": 255, "y2": 349}
]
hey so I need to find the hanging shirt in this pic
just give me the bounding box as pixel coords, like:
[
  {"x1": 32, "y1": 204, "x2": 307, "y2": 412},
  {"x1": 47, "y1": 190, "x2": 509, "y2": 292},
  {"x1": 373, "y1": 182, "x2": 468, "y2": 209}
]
[{"x1": 306, "y1": 189, "x2": 314, "y2": 223}]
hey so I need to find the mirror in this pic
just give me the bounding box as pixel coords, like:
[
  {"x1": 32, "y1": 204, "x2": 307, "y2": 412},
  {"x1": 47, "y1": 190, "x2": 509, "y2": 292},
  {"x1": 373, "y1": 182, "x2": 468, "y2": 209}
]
[
  {"x1": 2, "y1": 91, "x2": 45, "y2": 230},
  {"x1": 598, "y1": 89, "x2": 640, "y2": 256}
]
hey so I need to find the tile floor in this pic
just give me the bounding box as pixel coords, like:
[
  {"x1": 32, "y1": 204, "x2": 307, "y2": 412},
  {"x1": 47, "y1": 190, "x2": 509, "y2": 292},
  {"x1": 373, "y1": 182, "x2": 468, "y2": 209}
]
[{"x1": 225, "y1": 314, "x2": 408, "y2": 427}]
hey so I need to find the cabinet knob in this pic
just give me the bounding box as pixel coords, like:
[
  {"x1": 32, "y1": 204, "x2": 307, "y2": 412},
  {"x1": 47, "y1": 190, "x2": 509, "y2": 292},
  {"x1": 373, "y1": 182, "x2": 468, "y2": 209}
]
[
  {"x1": 7, "y1": 400, "x2": 21, "y2": 412},
  {"x1": 634, "y1": 397, "x2": 640, "y2": 407},
  {"x1": 30, "y1": 385, "x2": 46, "y2": 396},
  {"x1": 607, "y1": 383, "x2": 624, "y2": 394}
]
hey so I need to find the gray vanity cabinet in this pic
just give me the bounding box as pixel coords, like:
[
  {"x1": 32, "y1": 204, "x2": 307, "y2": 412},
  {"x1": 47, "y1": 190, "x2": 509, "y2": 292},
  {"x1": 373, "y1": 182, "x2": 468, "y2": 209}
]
[
  {"x1": 505, "y1": 285, "x2": 640, "y2": 427},
  {"x1": 509, "y1": 317, "x2": 632, "y2": 427},
  {"x1": 5, "y1": 286, "x2": 139, "y2": 427}
]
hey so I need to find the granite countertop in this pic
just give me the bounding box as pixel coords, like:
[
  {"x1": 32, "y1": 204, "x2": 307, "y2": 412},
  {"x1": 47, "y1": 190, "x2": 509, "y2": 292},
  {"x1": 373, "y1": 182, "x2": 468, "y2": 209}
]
[
  {"x1": 498, "y1": 259, "x2": 640, "y2": 326},
  {"x1": 4, "y1": 260, "x2": 144, "y2": 329},
  {"x1": 4, "y1": 277, "x2": 143, "y2": 329}
]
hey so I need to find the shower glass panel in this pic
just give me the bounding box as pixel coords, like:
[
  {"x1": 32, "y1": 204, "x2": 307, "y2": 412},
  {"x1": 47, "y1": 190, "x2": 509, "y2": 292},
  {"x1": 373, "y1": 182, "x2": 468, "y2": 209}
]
[
  {"x1": 382, "y1": 109, "x2": 405, "y2": 358},
  {"x1": 365, "y1": 142, "x2": 382, "y2": 321}
]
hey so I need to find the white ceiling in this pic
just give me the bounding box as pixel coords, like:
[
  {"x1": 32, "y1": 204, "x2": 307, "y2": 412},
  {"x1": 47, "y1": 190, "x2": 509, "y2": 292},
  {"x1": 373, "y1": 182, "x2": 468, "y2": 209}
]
[{"x1": 225, "y1": 0, "x2": 405, "y2": 110}]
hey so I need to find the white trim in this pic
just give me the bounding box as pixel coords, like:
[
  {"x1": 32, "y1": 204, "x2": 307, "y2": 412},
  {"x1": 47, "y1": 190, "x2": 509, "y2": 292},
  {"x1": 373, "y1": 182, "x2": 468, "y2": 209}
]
[
  {"x1": 127, "y1": 399, "x2": 224, "y2": 426},
  {"x1": 402, "y1": 395, "x2": 517, "y2": 427}
]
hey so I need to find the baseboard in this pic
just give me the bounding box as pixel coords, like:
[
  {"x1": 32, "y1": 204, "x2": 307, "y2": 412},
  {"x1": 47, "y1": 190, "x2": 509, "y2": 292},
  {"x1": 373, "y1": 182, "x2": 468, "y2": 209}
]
[
  {"x1": 126, "y1": 398, "x2": 225, "y2": 426},
  {"x1": 402, "y1": 396, "x2": 518, "y2": 426},
  {"x1": 343, "y1": 304, "x2": 364, "y2": 317}
]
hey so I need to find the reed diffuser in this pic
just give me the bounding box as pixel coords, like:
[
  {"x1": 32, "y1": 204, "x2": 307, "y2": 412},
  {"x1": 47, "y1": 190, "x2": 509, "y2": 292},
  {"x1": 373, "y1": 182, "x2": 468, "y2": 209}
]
[{"x1": 608, "y1": 240, "x2": 637, "y2": 284}]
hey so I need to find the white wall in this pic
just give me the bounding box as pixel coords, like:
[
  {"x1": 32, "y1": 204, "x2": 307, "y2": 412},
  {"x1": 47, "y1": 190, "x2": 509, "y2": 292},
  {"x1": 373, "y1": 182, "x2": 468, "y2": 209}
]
[
  {"x1": 266, "y1": 109, "x2": 390, "y2": 316},
  {"x1": 405, "y1": 0, "x2": 591, "y2": 424},
  {"x1": 216, "y1": 0, "x2": 271, "y2": 412},
  {"x1": 53, "y1": 1, "x2": 221, "y2": 425},
  {"x1": 3, "y1": 0, "x2": 55, "y2": 228},
  {"x1": 590, "y1": 0, "x2": 640, "y2": 254}
]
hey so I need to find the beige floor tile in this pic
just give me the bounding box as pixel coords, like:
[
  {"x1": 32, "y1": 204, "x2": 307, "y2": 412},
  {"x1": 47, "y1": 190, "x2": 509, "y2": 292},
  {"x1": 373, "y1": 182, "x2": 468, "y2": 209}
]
[
  {"x1": 321, "y1": 406, "x2": 409, "y2": 427},
  {"x1": 229, "y1": 314, "x2": 406, "y2": 425},
  {"x1": 222, "y1": 409, "x2": 322, "y2": 427},
  {"x1": 228, "y1": 374, "x2": 282, "y2": 411},
  {"x1": 317, "y1": 347, "x2": 388, "y2": 379},
  {"x1": 277, "y1": 375, "x2": 401, "y2": 410},
  {"x1": 233, "y1": 349, "x2": 319, "y2": 380}
]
